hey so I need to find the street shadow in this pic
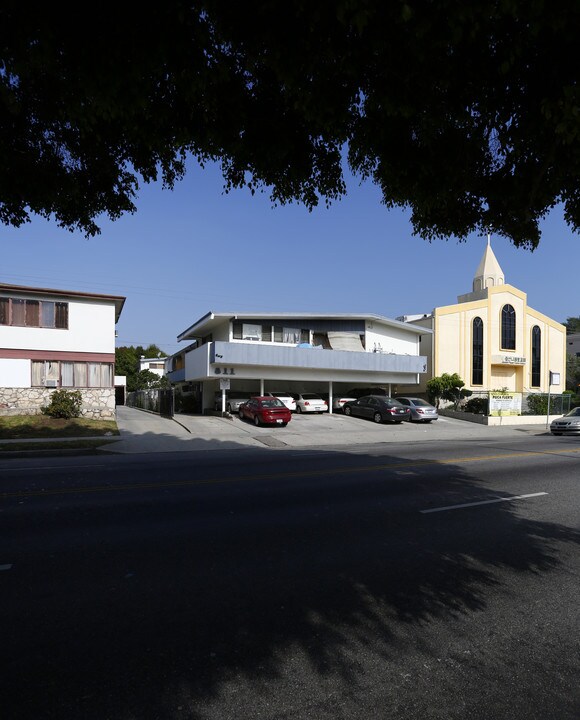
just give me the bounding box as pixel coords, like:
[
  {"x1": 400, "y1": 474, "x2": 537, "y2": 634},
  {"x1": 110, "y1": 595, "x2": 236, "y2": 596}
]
[{"x1": 3, "y1": 439, "x2": 580, "y2": 719}]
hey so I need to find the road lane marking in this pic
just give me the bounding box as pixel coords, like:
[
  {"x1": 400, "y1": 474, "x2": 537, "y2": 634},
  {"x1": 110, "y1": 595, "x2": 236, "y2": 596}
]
[
  {"x1": 420, "y1": 492, "x2": 548, "y2": 514},
  {"x1": 0, "y1": 564, "x2": 13, "y2": 570}
]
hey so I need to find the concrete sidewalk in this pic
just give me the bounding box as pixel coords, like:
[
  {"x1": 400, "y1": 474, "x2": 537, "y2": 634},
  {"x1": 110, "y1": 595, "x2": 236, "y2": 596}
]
[{"x1": 100, "y1": 406, "x2": 549, "y2": 454}]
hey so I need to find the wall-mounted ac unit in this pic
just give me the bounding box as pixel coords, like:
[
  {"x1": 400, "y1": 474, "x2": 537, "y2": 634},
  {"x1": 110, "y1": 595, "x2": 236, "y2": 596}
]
[{"x1": 44, "y1": 379, "x2": 58, "y2": 388}]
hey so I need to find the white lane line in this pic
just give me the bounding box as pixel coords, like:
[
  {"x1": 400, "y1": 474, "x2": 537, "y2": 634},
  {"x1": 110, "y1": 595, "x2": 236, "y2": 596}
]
[
  {"x1": 420, "y1": 492, "x2": 548, "y2": 514},
  {"x1": 0, "y1": 564, "x2": 13, "y2": 571}
]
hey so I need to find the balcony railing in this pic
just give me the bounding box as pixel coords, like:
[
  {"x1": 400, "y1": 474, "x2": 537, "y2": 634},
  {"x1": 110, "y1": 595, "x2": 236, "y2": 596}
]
[{"x1": 209, "y1": 341, "x2": 427, "y2": 374}]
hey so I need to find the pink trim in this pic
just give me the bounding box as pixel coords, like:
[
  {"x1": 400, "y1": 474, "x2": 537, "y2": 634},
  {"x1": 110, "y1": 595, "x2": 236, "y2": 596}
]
[{"x1": 0, "y1": 349, "x2": 115, "y2": 362}]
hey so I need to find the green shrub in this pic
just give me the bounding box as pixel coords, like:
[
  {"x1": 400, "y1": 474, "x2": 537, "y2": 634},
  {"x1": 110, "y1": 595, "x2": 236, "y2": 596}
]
[
  {"x1": 41, "y1": 389, "x2": 83, "y2": 418},
  {"x1": 525, "y1": 394, "x2": 550, "y2": 415},
  {"x1": 464, "y1": 397, "x2": 488, "y2": 415}
]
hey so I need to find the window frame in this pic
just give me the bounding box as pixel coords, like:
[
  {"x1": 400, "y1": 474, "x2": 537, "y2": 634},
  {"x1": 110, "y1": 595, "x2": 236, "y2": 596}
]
[
  {"x1": 31, "y1": 360, "x2": 114, "y2": 388},
  {"x1": 0, "y1": 296, "x2": 69, "y2": 329}
]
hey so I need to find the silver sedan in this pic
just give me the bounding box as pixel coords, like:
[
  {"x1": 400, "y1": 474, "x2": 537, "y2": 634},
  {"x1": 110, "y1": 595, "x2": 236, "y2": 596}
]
[
  {"x1": 394, "y1": 396, "x2": 439, "y2": 422},
  {"x1": 550, "y1": 407, "x2": 580, "y2": 435}
]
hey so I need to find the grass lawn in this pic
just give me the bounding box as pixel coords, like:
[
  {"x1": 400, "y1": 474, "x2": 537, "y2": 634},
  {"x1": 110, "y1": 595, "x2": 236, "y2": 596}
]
[{"x1": 0, "y1": 415, "x2": 119, "y2": 440}]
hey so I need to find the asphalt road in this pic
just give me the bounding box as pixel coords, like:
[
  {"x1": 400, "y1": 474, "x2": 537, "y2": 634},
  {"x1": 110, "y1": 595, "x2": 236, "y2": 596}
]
[{"x1": 1, "y1": 435, "x2": 579, "y2": 719}]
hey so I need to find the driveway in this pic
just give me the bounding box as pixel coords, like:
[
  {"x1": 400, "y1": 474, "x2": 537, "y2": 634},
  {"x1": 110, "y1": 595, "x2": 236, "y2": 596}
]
[{"x1": 106, "y1": 406, "x2": 548, "y2": 454}]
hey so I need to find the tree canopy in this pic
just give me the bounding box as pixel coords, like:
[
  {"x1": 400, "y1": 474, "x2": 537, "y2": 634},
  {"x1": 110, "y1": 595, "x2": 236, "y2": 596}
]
[
  {"x1": 3, "y1": 3, "x2": 580, "y2": 248},
  {"x1": 115, "y1": 345, "x2": 167, "y2": 392},
  {"x1": 563, "y1": 317, "x2": 580, "y2": 334}
]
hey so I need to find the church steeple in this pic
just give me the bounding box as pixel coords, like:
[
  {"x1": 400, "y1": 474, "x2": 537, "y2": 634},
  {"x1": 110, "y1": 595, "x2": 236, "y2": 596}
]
[{"x1": 472, "y1": 232, "x2": 504, "y2": 291}]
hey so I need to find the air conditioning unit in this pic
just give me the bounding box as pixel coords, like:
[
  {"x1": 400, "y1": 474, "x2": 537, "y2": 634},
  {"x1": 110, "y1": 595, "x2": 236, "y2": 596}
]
[{"x1": 44, "y1": 379, "x2": 58, "y2": 388}]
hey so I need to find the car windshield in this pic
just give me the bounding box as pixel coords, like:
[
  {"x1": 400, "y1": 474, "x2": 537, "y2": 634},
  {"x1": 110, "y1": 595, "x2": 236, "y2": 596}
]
[
  {"x1": 409, "y1": 398, "x2": 431, "y2": 407},
  {"x1": 565, "y1": 407, "x2": 580, "y2": 417},
  {"x1": 261, "y1": 398, "x2": 285, "y2": 408},
  {"x1": 301, "y1": 394, "x2": 321, "y2": 400}
]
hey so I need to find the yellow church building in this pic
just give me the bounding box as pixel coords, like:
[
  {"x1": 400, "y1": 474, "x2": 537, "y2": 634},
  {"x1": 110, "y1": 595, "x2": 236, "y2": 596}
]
[{"x1": 396, "y1": 239, "x2": 567, "y2": 403}]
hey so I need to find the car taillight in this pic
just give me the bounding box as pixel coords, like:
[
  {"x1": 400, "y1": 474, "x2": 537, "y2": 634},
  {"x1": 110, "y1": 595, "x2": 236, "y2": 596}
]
[
  {"x1": 416, "y1": 408, "x2": 424, "y2": 413},
  {"x1": 304, "y1": 401, "x2": 310, "y2": 406}
]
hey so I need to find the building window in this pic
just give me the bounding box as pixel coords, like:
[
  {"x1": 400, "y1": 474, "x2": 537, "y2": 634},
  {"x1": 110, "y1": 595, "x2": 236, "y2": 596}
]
[
  {"x1": 0, "y1": 297, "x2": 69, "y2": 328},
  {"x1": 531, "y1": 326, "x2": 541, "y2": 387},
  {"x1": 501, "y1": 304, "x2": 516, "y2": 350},
  {"x1": 472, "y1": 317, "x2": 484, "y2": 385},
  {"x1": 232, "y1": 323, "x2": 310, "y2": 345},
  {"x1": 32, "y1": 360, "x2": 114, "y2": 388}
]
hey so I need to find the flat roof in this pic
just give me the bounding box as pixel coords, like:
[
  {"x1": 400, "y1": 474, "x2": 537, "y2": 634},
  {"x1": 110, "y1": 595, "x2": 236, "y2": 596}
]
[
  {"x1": 177, "y1": 311, "x2": 431, "y2": 341},
  {"x1": 0, "y1": 282, "x2": 126, "y2": 322}
]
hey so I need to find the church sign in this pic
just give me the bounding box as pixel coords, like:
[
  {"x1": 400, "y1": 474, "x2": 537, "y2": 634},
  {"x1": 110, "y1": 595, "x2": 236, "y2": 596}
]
[
  {"x1": 489, "y1": 391, "x2": 522, "y2": 416},
  {"x1": 492, "y1": 354, "x2": 526, "y2": 365}
]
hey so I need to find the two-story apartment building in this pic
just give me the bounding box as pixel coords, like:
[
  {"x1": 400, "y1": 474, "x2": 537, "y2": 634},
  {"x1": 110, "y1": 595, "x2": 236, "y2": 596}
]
[
  {"x1": 0, "y1": 283, "x2": 125, "y2": 419},
  {"x1": 166, "y1": 312, "x2": 430, "y2": 413}
]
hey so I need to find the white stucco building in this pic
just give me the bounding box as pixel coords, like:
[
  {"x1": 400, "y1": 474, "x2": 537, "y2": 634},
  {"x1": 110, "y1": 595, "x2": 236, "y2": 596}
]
[
  {"x1": 0, "y1": 283, "x2": 125, "y2": 418},
  {"x1": 166, "y1": 311, "x2": 430, "y2": 413}
]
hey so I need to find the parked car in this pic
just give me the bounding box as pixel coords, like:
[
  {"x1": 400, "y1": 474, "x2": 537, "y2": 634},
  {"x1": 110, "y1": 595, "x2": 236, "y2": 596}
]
[
  {"x1": 342, "y1": 395, "x2": 411, "y2": 423},
  {"x1": 550, "y1": 407, "x2": 580, "y2": 435},
  {"x1": 214, "y1": 390, "x2": 251, "y2": 413},
  {"x1": 320, "y1": 393, "x2": 357, "y2": 412},
  {"x1": 265, "y1": 392, "x2": 297, "y2": 412},
  {"x1": 395, "y1": 396, "x2": 439, "y2": 422},
  {"x1": 294, "y1": 392, "x2": 328, "y2": 413},
  {"x1": 238, "y1": 396, "x2": 292, "y2": 427}
]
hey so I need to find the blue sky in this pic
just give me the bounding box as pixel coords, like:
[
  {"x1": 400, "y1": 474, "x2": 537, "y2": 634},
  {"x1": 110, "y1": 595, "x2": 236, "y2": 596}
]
[{"x1": 1, "y1": 158, "x2": 577, "y2": 356}]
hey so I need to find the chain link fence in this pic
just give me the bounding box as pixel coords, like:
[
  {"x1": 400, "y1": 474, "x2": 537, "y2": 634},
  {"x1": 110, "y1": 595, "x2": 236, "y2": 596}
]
[{"x1": 461, "y1": 390, "x2": 572, "y2": 416}]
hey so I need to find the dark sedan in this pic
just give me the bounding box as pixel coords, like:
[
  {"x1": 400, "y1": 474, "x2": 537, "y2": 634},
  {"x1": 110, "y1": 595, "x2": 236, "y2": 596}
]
[
  {"x1": 342, "y1": 395, "x2": 411, "y2": 424},
  {"x1": 238, "y1": 396, "x2": 292, "y2": 427}
]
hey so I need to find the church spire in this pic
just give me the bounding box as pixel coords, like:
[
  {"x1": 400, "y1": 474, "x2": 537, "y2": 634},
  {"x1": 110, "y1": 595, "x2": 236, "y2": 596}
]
[{"x1": 472, "y1": 232, "x2": 504, "y2": 291}]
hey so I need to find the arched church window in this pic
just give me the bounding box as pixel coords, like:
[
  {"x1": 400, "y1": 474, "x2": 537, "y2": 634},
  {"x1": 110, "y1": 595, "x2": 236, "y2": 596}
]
[
  {"x1": 531, "y1": 326, "x2": 541, "y2": 387},
  {"x1": 501, "y1": 305, "x2": 516, "y2": 350},
  {"x1": 472, "y1": 317, "x2": 484, "y2": 385}
]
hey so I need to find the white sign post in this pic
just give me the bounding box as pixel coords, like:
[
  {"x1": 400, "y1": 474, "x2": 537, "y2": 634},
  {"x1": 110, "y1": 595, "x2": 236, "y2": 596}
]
[
  {"x1": 219, "y1": 378, "x2": 230, "y2": 413},
  {"x1": 546, "y1": 371, "x2": 560, "y2": 428}
]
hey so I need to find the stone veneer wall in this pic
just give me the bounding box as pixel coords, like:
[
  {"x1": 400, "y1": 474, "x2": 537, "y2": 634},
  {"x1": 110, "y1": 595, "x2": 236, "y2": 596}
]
[{"x1": 0, "y1": 388, "x2": 116, "y2": 419}]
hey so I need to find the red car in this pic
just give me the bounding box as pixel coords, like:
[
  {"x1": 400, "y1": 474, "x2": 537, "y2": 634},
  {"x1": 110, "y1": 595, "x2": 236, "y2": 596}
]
[{"x1": 238, "y1": 396, "x2": 292, "y2": 427}]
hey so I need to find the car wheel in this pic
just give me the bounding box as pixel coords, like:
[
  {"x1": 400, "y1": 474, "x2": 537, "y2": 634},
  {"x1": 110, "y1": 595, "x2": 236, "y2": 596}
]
[
  {"x1": 239, "y1": 409, "x2": 244, "y2": 420},
  {"x1": 344, "y1": 406, "x2": 352, "y2": 416},
  {"x1": 281, "y1": 422, "x2": 288, "y2": 427},
  {"x1": 373, "y1": 412, "x2": 382, "y2": 423},
  {"x1": 254, "y1": 415, "x2": 261, "y2": 427},
  {"x1": 227, "y1": 403, "x2": 232, "y2": 413},
  {"x1": 552, "y1": 432, "x2": 562, "y2": 436},
  {"x1": 296, "y1": 405, "x2": 302, "y2": 413}
]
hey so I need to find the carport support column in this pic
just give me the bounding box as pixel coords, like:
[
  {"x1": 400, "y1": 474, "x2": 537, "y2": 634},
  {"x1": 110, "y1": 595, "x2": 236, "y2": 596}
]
[
  {"x1": 260, "y1": 379, "x2": 264, "y2": 395},
  {"x1": 328, "y1": 381, "x2": 333, "y2": 415}
]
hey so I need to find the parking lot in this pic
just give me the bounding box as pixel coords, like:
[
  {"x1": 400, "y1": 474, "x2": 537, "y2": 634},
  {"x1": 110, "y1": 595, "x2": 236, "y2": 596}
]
[{"x1": 103, "y1": 406, "x2": 550, "y2": 454}]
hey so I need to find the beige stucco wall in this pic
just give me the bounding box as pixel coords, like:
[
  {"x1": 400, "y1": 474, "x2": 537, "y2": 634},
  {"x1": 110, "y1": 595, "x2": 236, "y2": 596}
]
[{"x1": 421, "y1": 284, "x2": 566, "y2": 394}]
